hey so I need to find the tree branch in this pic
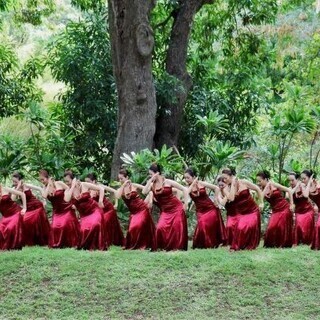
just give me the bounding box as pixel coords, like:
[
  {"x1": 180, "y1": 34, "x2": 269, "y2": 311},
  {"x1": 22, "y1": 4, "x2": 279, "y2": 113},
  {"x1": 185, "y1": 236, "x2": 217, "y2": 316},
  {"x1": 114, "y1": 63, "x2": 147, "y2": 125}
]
[{"x1": 154, "y1": 10, "x2": 176, "y2": 29}]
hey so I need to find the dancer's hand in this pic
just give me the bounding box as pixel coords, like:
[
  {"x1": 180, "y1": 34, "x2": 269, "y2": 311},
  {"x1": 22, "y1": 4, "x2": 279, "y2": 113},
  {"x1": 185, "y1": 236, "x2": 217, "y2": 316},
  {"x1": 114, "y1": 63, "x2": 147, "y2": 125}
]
[
  {"x1": 183, "y1": 203, "x2": 188, "y2": 211},
  {"x1": 21, "y1": 208, "x2": 26, "y2": 216},
  {"x1": 71, "y1": 178, "x2": 77, "y2": 188},
  {"x1": 16, "y1": 180, "x2": 23, "y2": 190},
  {"x1": 150, "y1": 173, "x2": 159, "y2": 182}
]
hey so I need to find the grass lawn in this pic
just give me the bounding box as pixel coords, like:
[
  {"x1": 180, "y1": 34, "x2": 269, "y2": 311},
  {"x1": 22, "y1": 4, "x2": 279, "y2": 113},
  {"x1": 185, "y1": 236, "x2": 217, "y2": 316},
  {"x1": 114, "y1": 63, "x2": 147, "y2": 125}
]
[{"x1": 0, "y1": 244, "x2": 319, "y2": 320}]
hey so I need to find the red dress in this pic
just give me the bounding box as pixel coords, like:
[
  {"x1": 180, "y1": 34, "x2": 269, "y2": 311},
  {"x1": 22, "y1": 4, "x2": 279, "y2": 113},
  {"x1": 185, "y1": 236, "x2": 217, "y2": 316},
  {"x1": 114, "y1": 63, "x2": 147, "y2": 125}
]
[
  {"x1": 23, "y1": 190, "x2": 50, "y2": 246},
  {"x1": 190, "y1": 188, "x2": 226, "y2": 248},
  {"x1": 293, "y1": 192, "x2": 314, "y2": 246},
  {"x1": 308, "y1": 191, "x2": 320, "y2": 250},
  {"x1": 225, "y1": 200, "x2": 239, "y2": 246},
  {"x1": 264, "y1": 189, "x2": 293, "y2": 248},
  {"x1": 153, "y1": 186, "x2": 188, "y2": 251},
  {"x1": 122, "y1": 191, "x2": 155, "y2": 250},
  {"x1": 74, "y1": 192, "x2": 105, "y2": 250},
  {"x1": 94, "y1": 195, "x2": 124, "y2": 247},
  {"x1": 0, "y1": 195, "x2": 24, "y2": 250},
  {"x1": 47, "y1": 190, "x2": 80, "y2": 248},
  {"x1": 231, "y1": 189, "x2": 261, "y2": 250}
]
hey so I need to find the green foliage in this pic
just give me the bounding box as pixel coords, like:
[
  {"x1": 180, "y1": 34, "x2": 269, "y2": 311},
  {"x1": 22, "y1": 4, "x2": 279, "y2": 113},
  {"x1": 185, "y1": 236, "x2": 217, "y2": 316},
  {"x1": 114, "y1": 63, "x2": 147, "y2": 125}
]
[
  {"x1": 195, "y1": 140, "x2": 246, "y2": 179},
  {"x1": 0, "y1": 0, "x2": 319, "y2": 187},
  {"x1": 155, "y1": 72, "x2": 185, "y2": 113},
  {"x1": 23, "y1": 102, "x2": 79, "y2": 178},
  {"x1": 47, "y1": 12, "x2": 116, "y2": 178},
  {"x1": 196, "y1": 110, "x2": 229, "y2": 140},
  {"x1": 178, "y1": 0, "x2": 278, "y2": 156},
  {"x1": 71, "y1": 0, "x2": 105, "y2": 12},
  {"x1": 0, "y1": 135, "x2": 26, "y2": 182},
  {"x1": 13, "y1": 0, "x2": 56, "y2": 25},
  {"x1": 0, "y1": 44, "x2": 43, "y2": 117},
  {"x1": 120, "y1": 145, "x2": 185, "y2": 183}
]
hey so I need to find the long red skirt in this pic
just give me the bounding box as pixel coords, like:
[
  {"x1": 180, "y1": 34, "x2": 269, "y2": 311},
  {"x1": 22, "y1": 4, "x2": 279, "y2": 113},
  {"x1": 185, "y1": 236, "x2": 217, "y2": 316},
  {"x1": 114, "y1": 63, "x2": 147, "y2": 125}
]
[
  {"x1": 193, "y1": 208, "x2": 226, "y2": 249},
  {"x1": 294, "y1": 212, "x2": 314, "y2": 246},
  {"x1": 264, "y1": 209, "x2": 293, "y2": 248},
  {"x1": 125, "y1": 209, "x2": 155, "y2": 250},
  {"x1": 49, "y1": 211, "x2": 80, "y2": 248},
  {"x1": 79, "y1": 208, "x2": 105, "y2": 250},
  {"x1": 0, "y1": 213, "x2": 24, "y2": 250},
  {"x1": 226, "y1": 215, "x2": 239, "y2": 246},
  {"x1": 231, "y1": 211, "x2": 261, "y2": 250},
  {"x1": 104, "y1": 207, "x2": 124, "y2": 247},
  {"x1": 156, "y1": 209, "x2": 188, "y2": 251},
  {"x1": 23, "y1": 207, "x2": 50, "y2": 246},
  {"x1": 311, "y1": 217, "x2": 320, "y2": 250}
]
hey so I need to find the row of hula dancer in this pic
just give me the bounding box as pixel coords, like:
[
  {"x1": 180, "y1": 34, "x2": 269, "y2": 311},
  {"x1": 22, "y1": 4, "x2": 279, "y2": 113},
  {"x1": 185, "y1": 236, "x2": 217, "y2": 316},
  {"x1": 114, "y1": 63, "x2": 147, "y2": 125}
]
[{"x1": 0, "y1": 164, "x2": 319, "y2": 251}]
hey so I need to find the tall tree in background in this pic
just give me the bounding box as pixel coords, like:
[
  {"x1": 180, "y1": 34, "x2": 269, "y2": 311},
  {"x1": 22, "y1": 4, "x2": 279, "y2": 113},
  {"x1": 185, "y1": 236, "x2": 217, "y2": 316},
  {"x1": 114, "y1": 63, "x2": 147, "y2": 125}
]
[
  {"x1": 154, "y1": 0, "x2": 213, "y2": 148},
  {"x1": 108, "y1": 0, "x2": 158, "y2": 178}
]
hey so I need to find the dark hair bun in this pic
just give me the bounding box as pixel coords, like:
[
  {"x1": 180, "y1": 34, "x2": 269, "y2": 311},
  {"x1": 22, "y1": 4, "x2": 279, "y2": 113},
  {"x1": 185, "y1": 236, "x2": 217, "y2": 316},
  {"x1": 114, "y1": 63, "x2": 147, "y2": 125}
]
[
  {"x1": 185, "y1": 167, "x2": 196, "y2": 177},
  {"x1": 302, "y1": 169, "x2": 316, "y2": 179},
  {"x1": 12, "y1": 171, "x2": 24, "y2": 180},
  {"x1": 221, "y1": 167, "x2": 236, "y2": 176},
  {"x1": 256, "y1": 170, "x2": 270, "y2": 180},
  {"x1": 289, "y1": 172, "x2": 301, "y2": 179},
  {"x1": 149, "y1": 163, "x2": 161, "y2": 174}
]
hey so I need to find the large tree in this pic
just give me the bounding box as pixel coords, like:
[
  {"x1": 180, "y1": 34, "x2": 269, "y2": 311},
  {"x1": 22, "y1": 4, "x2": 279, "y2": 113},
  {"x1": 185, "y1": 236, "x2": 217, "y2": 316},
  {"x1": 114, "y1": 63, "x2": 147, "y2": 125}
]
[
  {"x1": 108, "y1": 0, "x2": 158, "y2": 178},
  {"x1": 154, "y1": 0, "x2": 213, "y2": 148}
]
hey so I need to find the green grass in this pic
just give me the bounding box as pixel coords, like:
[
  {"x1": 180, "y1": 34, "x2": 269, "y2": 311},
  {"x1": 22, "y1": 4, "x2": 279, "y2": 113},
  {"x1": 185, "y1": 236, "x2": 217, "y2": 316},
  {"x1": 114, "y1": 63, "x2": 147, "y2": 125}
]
[{"x1": 0, "y1": 244, "x2": 319, "y2": 320}]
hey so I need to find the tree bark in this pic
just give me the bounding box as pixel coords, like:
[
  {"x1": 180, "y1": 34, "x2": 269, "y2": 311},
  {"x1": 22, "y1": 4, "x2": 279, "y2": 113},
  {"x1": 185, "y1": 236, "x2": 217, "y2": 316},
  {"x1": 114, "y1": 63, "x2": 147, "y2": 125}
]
[
  {"x1": 108, "y1": 0, "x2": 157, "y2": 178},
  {"x1": 154, "y1": 0, "x2": 214, "y2": 149}
]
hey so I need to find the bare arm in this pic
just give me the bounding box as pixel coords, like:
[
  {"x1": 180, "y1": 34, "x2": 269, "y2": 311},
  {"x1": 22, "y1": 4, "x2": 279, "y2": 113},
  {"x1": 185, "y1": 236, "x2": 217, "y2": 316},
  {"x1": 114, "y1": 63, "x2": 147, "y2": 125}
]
[
  {"x1": 5, "y1": 187, "x2": 27, "y2": 213},
  {"x1": 144, "y1": 192, "x2": 153, "y2": 209},
  {"x1": 142, "y1": 177, "x2": 155, "y2": 195},
  {"x1": 42, "y1": 178, "x2": 55, "y2": 199},
  {"x1": 227, "y1": 178, "x2": 237, "y2": 202},
  {"x1": 242, "y1": 179, "x2": 264, "y2": 207},
  {"x1": 114, "y1": 197, "x2": 118, "y2": 209},
  {"x1": 262, "y1": 181, "x2": 272, "y2": 197},
  {"x1": 291, "y1": 181, "x2": 301, "y2": 195},
  {"x1": 301, "y1": 176, "x2": 313, "y2": 198},
  {"x1": 187, "y1": 178, "x2": 198, "y2": 194},
  {"x1": 81, "y1": 182, "x2": 105, "y2": 205},
  {"x1": 132, "y1": 183, "x2": 145, "y2": 191},
  {"x1": 166, "y1": 179, "x2": 189, "y2": 210},
  {"x1": 218, "y1": 193, "x2": 228, "y2": 206},
  {"x1": 115, "y1": 181, "x2": 129, "y2": 199},
  {"x1": 200, "y1": 181, "x2": 220, "y2": 194},
  {"x1": 64, "y1": 179, "x2": 75, "y2": 203},
  {"x1": 56, "y1": 181, "x2": 69, "y2": 190},
  {"x1": 25, "y1": 183, "x2": 43, "y2": 193},
  {"x1": 271, "y1": 181, "x2": 294, "y2": 209},
  {"x1": 100, "y1": 184, "x2": 117, "y2": 194}
]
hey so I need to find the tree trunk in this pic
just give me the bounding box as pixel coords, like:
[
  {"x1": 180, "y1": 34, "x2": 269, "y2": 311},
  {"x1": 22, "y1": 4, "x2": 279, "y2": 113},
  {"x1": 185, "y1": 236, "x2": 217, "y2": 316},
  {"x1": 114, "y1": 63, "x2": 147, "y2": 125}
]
[
  {"x1": 108, "y1": 0, "x2": 157, "y2": 178},
  {"x1": 154, "y1": 0, "x2": 214, "y2": 149}
]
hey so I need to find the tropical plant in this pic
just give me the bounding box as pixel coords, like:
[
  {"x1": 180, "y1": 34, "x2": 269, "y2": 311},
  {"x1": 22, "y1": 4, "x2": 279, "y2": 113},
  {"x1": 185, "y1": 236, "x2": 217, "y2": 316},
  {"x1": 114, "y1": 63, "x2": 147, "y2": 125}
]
[
  {"x1": 196, "y1": 110, "x2": 229, "y2": 140},
  {"x1": 120, "y1": 145, "x2": 185, "y2": 184},
  {"x1": 0, "y1": 135, "x2": 26, "y2": 183},
  {"x1": 195, "y1": 140, "x2": 246, "y2": 179}
]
